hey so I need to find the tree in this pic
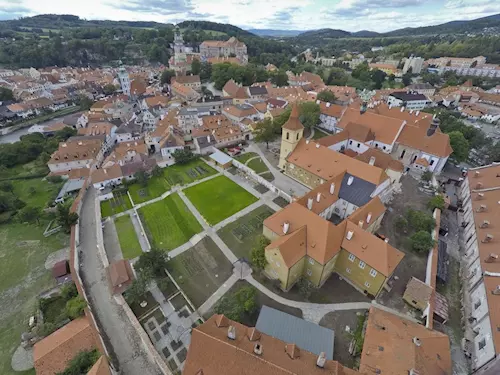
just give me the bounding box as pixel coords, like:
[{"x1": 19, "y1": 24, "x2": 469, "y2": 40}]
[
  {"x1": 135, "y1": 170, "x2": 149, "y2": 187},
  {"x1": 370, "y1": 69, "x2": 387, "y2": 89},
  {"x1": 18, "y1": 206, "x2": 42, "y2": 224},
  {"x1": 270, "y1": 70, "x2": 288, "y2": 87},
  {"x1": 151, "y1": 165, "x2": 162, "y2": 177},
  {"x1": 134, "y1": 248, "x2": 169, "y2": 281},
  {"x1": 78, "y1": 95, "x2": 93, "y2": 111},
  {"x1": 402, "y1": 73, "x2": 412, "y2": 86},
  {"x1": 125, "y1": 278, "x2": 148, "y2": 305},
  {"x1": 297, "y1": 278, "x2": 314, "y2": 301},
  {"x1": 406, "y1": 209, "x2": 435, "y2": 232},
  {"x1": 410, "y1": 231, "x2": 435, "y2": 253},
  {"x1": 200, "y1": 62, "x2": 212, "y2": 81},
  {"x1": 394, "y1": 215, "x2": 408, "y2": 232},
  {"x1": 299, "y1": 102, "x2": 320, "y2": 129},
  {"x1": 317, "y1": 90, "x2": 337, "y2": 104},
  {"x1": 60, "y1": 283, "x2": 78, "y2": 300},
  {"x1": 254, "y1": 118, "x2": 278, "y2": 149},
  {"x1": 325, "y1": 67, "x2": 348, "y2": 86},
  {"x1": 0, "y1": 181, "x2": 13, "y2": 193},
  {"x1": 57, "y1": 349, "x2": 100, "y2": 375},
  {"x1": 251, "y1": 235, "x2": 269, "y2": 270},
  {"x1": 214, "y1": 286, "x2": 257, "y2": 323},
  {"x1": 172, "y1": 149, "x2": 196, "y2": 164},
  {"x1": 102, "y1": 83, "x2": 116, "y2": 95},
  {"x1": 56, "y1": 203, "x2": 79, "y2": 233},
  {"x1": 421, "y1": 170, "x2": 433, "y2": 182},
  {"x1": 191, "y1": 58, "x2": 201, "y2": 76},
  {"x1": 448, "y1": 131, "x2": 469, "y2": 162},
  {"x1": 160, "y1": 69, "x2": 176, "y2": 85},
  {"x1": 65, "y1": 295, "x2": 86, "y2": 319},
  {"x1": 0, "y1": 87, "x2": 14, "y2": 101},
  {"x1": 428, "y1": 195, "x2": 445, "y2": 211}
]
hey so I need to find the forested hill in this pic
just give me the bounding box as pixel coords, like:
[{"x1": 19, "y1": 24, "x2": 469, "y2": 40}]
[{"x1": 177, "y1": 21, "x2": 254, "y2": 37}]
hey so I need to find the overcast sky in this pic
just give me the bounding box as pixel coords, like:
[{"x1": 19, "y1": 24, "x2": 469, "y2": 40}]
[{"x1": 1, "y1": 0, "x2": 500, "y2": 32}]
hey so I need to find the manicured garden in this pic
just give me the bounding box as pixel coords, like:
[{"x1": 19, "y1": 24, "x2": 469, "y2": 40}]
[
  {"x1": 246, "y1": 158, "x2": 269, "y2": 174},
  {"x1": 183, "y1": 175, "x2": 258, "y2": 225},
  {"x1": 139, "y1": 193, "x2": 202, "y2": 251},
  {"x1": 114, "y1": 215, "x2": 143, "y2": 259},
  {"x1": 166, "y1": 237, "x2": 233, "y2": 308},
  {"x1": 235, "y1": 152, "x2": 258, "y2": 164},
  {"x1": 100, "y1": 192, "x2": 133, "y2": 217},
  {"x1": 128, "y1": 159, "x2": 217, "y2": 204},
  {"x1": 217, "y1": 205, "x2": 275, "y2": 260}
]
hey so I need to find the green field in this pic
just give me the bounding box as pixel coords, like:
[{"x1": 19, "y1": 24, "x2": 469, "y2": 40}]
[
  {"x1": 246, "y1": 158, "x2": 270, "y2": 174},
  {"x1": 100, "y1": 192, "x2": 133, "y2": 218},
  {"x1": 114, "y1": 215, "x2": 143, "y2": 259},
  {"x1": 167, "y1": 237, "x2": 233, "y2": 308},
  {"x1": 129, "y1": 160, "x2": 217, "y2": 204},
  {"x1": 217, "y1": 205, "x2": 275, "y2": 260},
  {"x1": 313, "y1": 128, "x2": 330, "y2": 140},
  {"x1": 140, "y1": 193, "x2": 202, "y2": 251},
  {"x1": 184, "y1": 176, "x2": 258, "y2": 225},
  {"x1": 235, "y1": 152, "x2": 258, "y2": 164},
  {"x1": 13, "y1": 177, "x2": 62, "y2": 209},
  {"x1": 0, "y1": 223, "x2": 68, "y2": 375}
]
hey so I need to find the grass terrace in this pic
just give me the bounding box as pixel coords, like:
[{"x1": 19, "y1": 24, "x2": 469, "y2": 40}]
[
  {"x1": 100, "y1": 192, "x2": 133, "y2": 218},
  {"x1": 139, "y1": 193, "x2": 202, "y2": 251},
  {"x1": 183, "y1": 175, "x2": 258, "y2": 225},
  {"x1": 166, "y1": 237, "x2": 233, "y2": 308},
  {"x1": 129, "y1": 159, "x2": 217, "y2": 204},
  {"x1": 13, "y1": 177, "x2": 63, "y2": 209},
  {"x1": 235, "y1": 152, "x2": 258, "y2": 164},
  {"x1": 114, "y1": 215, "x2": 143, "y2": 259},
  {"x1": 246, "y1": 158, "x2": 270, "y2": 174},
  {"x1": 217, "y1": 205, "x2": 275, "y2": 260}
]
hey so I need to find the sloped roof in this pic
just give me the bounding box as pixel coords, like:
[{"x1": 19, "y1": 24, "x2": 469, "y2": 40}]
[
  {"x1": 282, "y1": 103, "x2": 304, "y2": 131},
  {"x1": 222, "y1": 79, "x2": 240, "y2": 97},
  {"x1": 355, "y1": 148, "x2": 404, "y2": 172},
  {"x1": 360, "y1": 307, "x2": 452, "y2": 375},
  {"x1": 347, "y1": 196, "x2": 386, "y2": 231},
  {"x1": 266, "y1": 226, "x2": 307, "y2": 267},
  {"x1": 396, "y1": 124, "x2": 453, "y2": 158}
]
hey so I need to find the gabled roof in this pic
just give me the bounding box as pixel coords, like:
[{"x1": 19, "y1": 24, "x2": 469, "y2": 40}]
[
  {"x1": 355, "y1": 148, "x2": 404, "y2": 172},
  {"x1": 319, "y1": 101, "x2": 345, "y2": 118},
  {"x1": 222, "y1": 79, "x2": 240, "y2": 97},
  {"x1": 347, "y1": 196, "x2": 386, "y2": 231},
  {"x1": 396, "y1": 124, "x2": 453, "y2": 158},
  {"x1": 266, "y1": 226, "x2": 307, "y2": 267},
  {"x1": 360, "y1": 307, "x2": 452, "y2": 375}
]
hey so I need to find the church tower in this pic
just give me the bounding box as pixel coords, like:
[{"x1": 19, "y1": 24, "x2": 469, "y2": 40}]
[{"x1": 278, "y1": 103, "x2": 304, "y2": 169}]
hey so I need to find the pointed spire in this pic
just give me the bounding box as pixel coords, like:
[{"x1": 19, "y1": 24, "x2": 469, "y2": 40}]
[
  {"x1": 282, "y1": 103, "x2": 304, "y2": 131},
  {"x1": 290, "y1": 103, "x2": 300, "y2": 119}
]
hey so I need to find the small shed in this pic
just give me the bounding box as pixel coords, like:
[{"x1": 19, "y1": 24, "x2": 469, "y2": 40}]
[
  {"x1": 403, "y1": 277, "x2": 433, "y2": 311},
  {"x1": 52, "y1": 260, "x2": 71, "y2": 284},
  {"x1": 209, "y1": 149, "x2": 233, "y2": 169},
  {"x1": 107, "y1": 260, "x2": 134, "y2": 295}
]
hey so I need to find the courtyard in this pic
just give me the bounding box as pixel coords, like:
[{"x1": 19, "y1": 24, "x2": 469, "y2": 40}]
[
  {"x1": 183, "y1": 175, "x2": 258, "y2": 225},
  {"x1": 166, "y1": 237, "x2": 233, "y2": 308},
  {"x1": 129, "y1": 159, "x2": 217, "y2": 204},
  {"x1": 217, "y1": 205, "x2": 275, "y2": 260},
  {"x1": 114, "y1": 215, "x2": 143, "y2": 259},
  {"x1": 139, "y1": 193, "x2": 202, "y2": 251}
]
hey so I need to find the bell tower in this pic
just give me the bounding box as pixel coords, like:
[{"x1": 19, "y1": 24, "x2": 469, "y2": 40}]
[{"x1": 279, "y1": 103, "x2": 304, "y2": 169}]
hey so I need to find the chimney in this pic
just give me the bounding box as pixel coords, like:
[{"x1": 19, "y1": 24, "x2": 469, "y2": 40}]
[
  {"x1": 227, "y1": 326, "x2": 236, "y2": 340},
  {"x1": 384, "y1": 238, "x2": 389, "y2": 243},
  {"x1": 253, "y1": 343, "x2": 263, "y2": 356},
  {"x1": 400, "y1": 106, "x2": 404, "y2": 112},
  {"x1": 316, "y1": 192, "x2": 321, "y2": 203},
  {"x1": 482, "y1": 234, "x2": 494, "y2": 243},
  {"x1": 493, "y1": 286, "x2": 500, "y2": 295},
  {"x1": 480, "y1": 220, "x2": 490, "y2": 228},
  {"x1": 477, "y1": 193, "x2": 485, "y2": 200},
  {"x1": 475, "y1": 171, "x2": 480, "y2": 178},
  {"x1": 346, "y1": 230, "x2": 354, "y2": 240},
  {"x1": 476, "y1": 182, "x2": 483, "y2": 189},
  {"x1": 283, "y1": 221, "x2": 290, "y2": 234},
  {"x1": 358, "y1": 220, "x2": 364, "y2": 228},
  {"x1": 369, "y1": 156, "x2": 376, "y2": 166},
  {"x1": 366, "y1": 212, "x2": 372, "y2": 224},
  {"x1": 307, "y1": 198, "x2": 313, "y2": 210},
  {"x1": 409, "y1": 369, "x2": 420, "y2": 375},
  {"x1": 306, "y1": 139, "x2": 310, "y2": 144},
  {"x1": 485, "y1": 253, "x2": 498, "y2": 263},
  {"x1": 316, "y1": 143, "x2": 320, "y2": 148},
  {"x1": 416, "y1": 111, "x2": 420, "y2": 116},
  {"x1": 207, "y1": 135, "x2": 211, "y2": 142},
  {"x1": 347, "y1": 176, "x2": 354, "y2": 186},
  {"x1": 316, "y1": 352, "x2": 326, "y2": 368},
  {"x1": 326, "y1": 102, "x2": 331, "y2": 108},
  {"x1": 330, "y1": 183, "x2": 335, "y2": 195},
  {"x1": 477, "y1": 204, "x2": 487, "y2": 212},
  {"x1": 413, "y1": 337, "x2": 421, "y2": 347}
]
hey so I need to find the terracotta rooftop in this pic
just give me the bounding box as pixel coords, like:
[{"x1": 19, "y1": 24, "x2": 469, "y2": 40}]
[
  {"x1": 49, "y1": 138, "x2": 103, "y2": 164},
  {"x1": 282, "y1": 103, "x2": 304, "y2": 131},
  {"x1": 34, "y1": 317, "x2": 98, "y2": 375},
  {"x1": 222, "y1": 79, "x2": 240, "y2": 97},
  {"x1": 319, "y1": 101, "x2": 345, "y2": 118},
  {"x1": 172, "y1": 74, "x2": 200, "y2": 84},
  {"x1": 354, "y1": 148, "x2": 404, "y2": 172},
  {"x1": 360, "y1": 307, "x2": 452, "y2": 375},
  {"x1": 183, "y1": 314, "x2": 358, "y2": 375}
]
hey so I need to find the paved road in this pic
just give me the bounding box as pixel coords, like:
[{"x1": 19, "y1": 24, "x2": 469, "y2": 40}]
[{"x1": 78, "y1": 187, "x2": 162, "y2": 375}]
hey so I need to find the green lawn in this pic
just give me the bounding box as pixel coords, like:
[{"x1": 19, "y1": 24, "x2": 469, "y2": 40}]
[
  {"x1": 217, "y1": 205, "x2": 275, "y2": 260},
  {"x1": 0, "y1": 222, "x2": 68, "y2": 375},
  {"x1": 114, "y1": 215, "x2": 143, "y2": 259},
  {"x1": 313, "y1": 128, "x2": 330, "y2": 140},
  {"x1": 13, "y1": 178, "x2": 62, "y2": 209},
  {"x1": 100, "y1": 192, "x2": 133, "y2": 218},
  {"x1": 167, "y1": 237, "x2": 233, "y2": 308},
  {"x1": 235, "y1": 152, "x2": 258, "y2": 164},
  {"x1": 129, "y1": 159, "x2": 217, "y2": 204},
  {"x1": 246, "y1": 158, "x2": 270, "y2": 174},
  {"x1": 184, "y1": 175, "x2": 258, "y2": 225},
  {"x1": 140, "y1": 193, "x2": 202, "y2": 251}
]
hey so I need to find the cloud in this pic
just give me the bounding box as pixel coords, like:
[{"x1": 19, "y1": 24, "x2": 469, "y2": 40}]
[
  {"x1": 0, "y1": 5, "x2": 31, "y2": 20},
  {"x1": 330, "y1": 0, "x2": 432, "y2": 18},
  {"x1": 114, "y1": 0, "x2": 195, "y2": 16}
]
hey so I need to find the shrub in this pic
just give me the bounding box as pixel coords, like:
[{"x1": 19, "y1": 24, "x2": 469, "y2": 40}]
[
  {"x1": 394, "y1": 215, "x2": 408, "y2": 232},
  {"x1": 251, "y1": 235, "x2": 269, "y2": 270},
  {"x1": 47, "y1": 175, "x2": 63, "y2": 184},
  {"x1": 297, "y1": 278, "x2": 314, "y2": 301},
  {"x1": 215, "y1": 286, "x2": 257, "y2": 323},
  {"x1": 65, "y1": 296, "x2": 86, "y2": 319},
  {"x1": 37, "y1": 322, "x2": 57, "y2": 337},
  {"x1": 56, "y1": 349, "x2": 100, "y2": 375},
  {"x1": 60, "y1": 283, "x2": 78, "y2": 300},
  {"x1": 410, "y1": 231, "x2": 435, "y2": 253},
  {"x1": 406, "y1": 208, "x2": 435, "y2": 233},
  {"x1": 428, "y1": 195, "x2": 445, "y2": 211},
  {"x1": 421, "y1": 170, "x2": 433, "y2": 182}
]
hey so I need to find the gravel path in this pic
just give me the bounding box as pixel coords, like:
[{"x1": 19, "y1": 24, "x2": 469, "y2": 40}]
[
  {"x1": 44, "y1": 247, "x2": 70, "y2": 270},
  {"x1": 11, "y1": 346, "x2": 33, "y2": 372}
]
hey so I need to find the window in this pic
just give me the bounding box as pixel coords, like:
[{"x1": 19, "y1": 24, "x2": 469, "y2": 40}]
[
  {"x1": 349, "y1": 140, "x2": 353, "y2": 145},
  {"x1": 474, "y1": 300, "x2": 482, "y2": 310},
  {"x1": 383, "y1": 146, "x2": 386, "y2": 150},
  {"x1": 412, "y1": 300, "x2": 417, "y2": 305},
  {"x1": 309, "y1": 258, "x2": 314, "y2": 265},
  {"x1": 369, "y1": 269, "x2": 377, "y2": 277},
  {"x1": 346, "y1": 268, "x2": 351, "y2": 274},
  {"x1": 359, "y1": 261, "x2": 366, "y2": 269},
  {"x1": 286, "y1": 132, "x2": 289, "y2": 140},
  {"x1": 296, "y1": 133, "x2": 299, "y2": 140},
  {"x1": 430, "y1": 159, "x2": 435, "y2": 166},
  {"x1": 364, "y1": 281, "x2": 371, "y2": 288},
  {"x1": 375, "y1": 143, "x2": 378, "y2": 148},
  {"x1": 479, "y1": 339, "x2": 487, "y2": 350},
  {"x1": 357, "y1": 143, "x2": 361, "y2": 148},
  {"x1": 307, "y1": 269, "x2": 313, "y2": 276},
  {"x1": 348, "y1": 253, "x2": 355, "y2": 262},
  {"x1": 400, "y1": 149, "x2": 406, "y2": 158}
]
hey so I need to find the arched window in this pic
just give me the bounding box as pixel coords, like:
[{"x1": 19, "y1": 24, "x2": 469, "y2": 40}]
[{"x1": 286, "y1": 132, "x2": 290, "y2": 140}]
